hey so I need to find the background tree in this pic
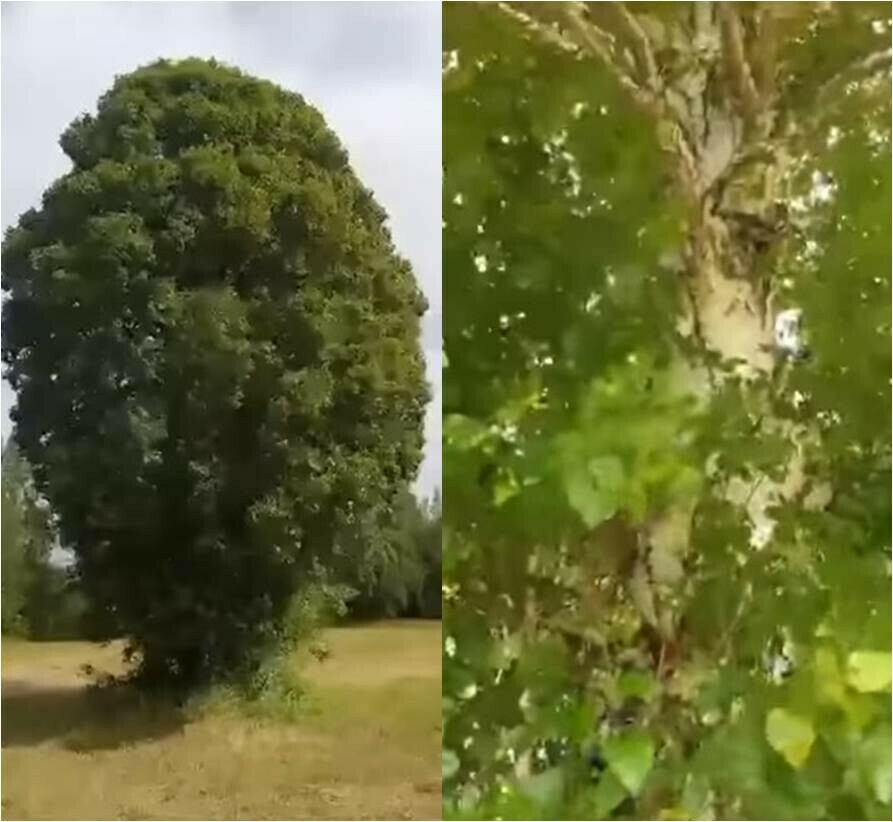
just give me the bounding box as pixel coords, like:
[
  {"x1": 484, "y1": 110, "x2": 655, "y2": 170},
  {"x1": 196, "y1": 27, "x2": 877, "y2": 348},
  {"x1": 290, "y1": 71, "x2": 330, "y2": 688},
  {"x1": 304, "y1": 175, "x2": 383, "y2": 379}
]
[
  {"x1": 2, "y1": 58, "x2": 429, "y2": 688},
  {"x1": 2, "y1": 442, "x2": 37, "y2": 634},
  {"x1": 348, "y1": 490, "x2": 442, "y2": 620},
  {"x1": 443, "y1": 3, "x2": 890, "y2": 819},
  {"x1": 1, "y1": 440, "x2": 56, "y2": 635},
  {"x1": 415, "y1": 491, "x2": 443, "y2": 619}
]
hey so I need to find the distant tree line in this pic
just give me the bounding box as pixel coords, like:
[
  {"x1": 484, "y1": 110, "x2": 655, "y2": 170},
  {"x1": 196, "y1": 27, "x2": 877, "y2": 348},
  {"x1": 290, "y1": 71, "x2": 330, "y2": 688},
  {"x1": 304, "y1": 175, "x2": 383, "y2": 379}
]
[
  {"x1": 1, "y1": 440, "x2": 87, "y2": 639},
  {"x1": 348, "y1": 490, "x2": 442, "y2": 620}
]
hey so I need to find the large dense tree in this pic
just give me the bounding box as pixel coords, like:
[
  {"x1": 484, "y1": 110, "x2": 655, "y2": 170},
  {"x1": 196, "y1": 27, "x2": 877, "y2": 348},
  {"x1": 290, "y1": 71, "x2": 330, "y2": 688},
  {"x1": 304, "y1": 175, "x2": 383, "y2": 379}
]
[
  {"x1": 443, "y1": 3, "x2": 890, "y2": 819},
  {"x1": 2, "y1": 59, "x2": 428, "y2": 686}
]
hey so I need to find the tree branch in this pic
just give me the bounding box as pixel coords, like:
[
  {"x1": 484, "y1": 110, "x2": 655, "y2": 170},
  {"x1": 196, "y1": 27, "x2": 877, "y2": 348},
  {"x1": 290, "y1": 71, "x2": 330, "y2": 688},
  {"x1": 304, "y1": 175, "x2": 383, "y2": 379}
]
[
  {"x1": 498, "y1": 2, "x2": 579, "y2": 55},
  {"x1": 563, "y1": 3, "x2": 657, "y2": 111},
  {"x1": 814, "y1": 47, "x2": 892, "y2": 109},
  {"x1": 499, "y1": 1, "x2": 650, "y2": 108},
  {"x1": 782, "y1": 47, "x2": 893, "y2": 145},
  {"x1": 751, "y1": 4, "x2": 778, "y2": 101},
  {"x1": 610, "y1": 2, "x2": 661, "y2": 93},
  {"x1": 502, "y1": 1, "x2": 699, "y2": 196},
  {"x1": 718, "y1": 3, "x2": 762, "y2": 126}
]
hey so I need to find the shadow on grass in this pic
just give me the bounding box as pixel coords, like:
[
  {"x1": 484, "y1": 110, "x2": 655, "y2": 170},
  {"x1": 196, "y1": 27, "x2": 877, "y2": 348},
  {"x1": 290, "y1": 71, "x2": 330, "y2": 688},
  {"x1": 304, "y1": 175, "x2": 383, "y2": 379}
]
[{"x1": 1, "y1": 679, "x2": 186, "y2": 752}]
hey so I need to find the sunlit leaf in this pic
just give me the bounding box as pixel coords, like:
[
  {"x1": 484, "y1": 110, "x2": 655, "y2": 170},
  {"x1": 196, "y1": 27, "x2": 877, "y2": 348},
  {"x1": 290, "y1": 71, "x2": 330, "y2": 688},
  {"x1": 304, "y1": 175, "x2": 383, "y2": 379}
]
[
  {"x1": 845, "y1": 651, "x2": 892, "y2": 693},
  {"x1": 443, "y1": 748, "x2": 460, "y2": 781},
  {"x1": 518, "y1": 766, "x2": 565, "y2": 808},
  {"x1": 588, "y1": 770, "x2": 628, "y2": 817},
  {"x1": 765, "y1": 708, "x2": 816, "y2": 769},
  {"x1": 603, "y1": 731, "x2": 655, "y2": 796}
]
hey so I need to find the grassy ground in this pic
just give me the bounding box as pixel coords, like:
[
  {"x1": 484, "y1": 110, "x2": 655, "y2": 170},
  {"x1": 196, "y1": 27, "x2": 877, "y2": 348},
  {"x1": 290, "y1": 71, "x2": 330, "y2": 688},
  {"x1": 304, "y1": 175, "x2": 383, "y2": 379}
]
[{"x1": 1, "y1": 621, "x2": 442, "y2": 820}]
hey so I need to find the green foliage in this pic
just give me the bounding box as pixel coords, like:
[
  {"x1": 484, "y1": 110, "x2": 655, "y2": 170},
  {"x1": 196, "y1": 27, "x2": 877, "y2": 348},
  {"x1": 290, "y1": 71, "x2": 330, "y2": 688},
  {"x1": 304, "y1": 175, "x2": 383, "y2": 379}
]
[
  {"x1": 348, "y1": 491, "x2": 442, "y2": 619},
  {"x1": 557, "y1": 360, "x2": 703, "y2": 528},
  {"x1": 233, "y1": 577, "x2": 354, "y2": 720},
  {"x1": 2, "y1": 58, "x2": 428, "y2": 688},
  {"x1": 1, "y1": 439, "x2": 57, "y2": 635},
  {"x1": 24, "y1": 563, "x2": 90, "y2": 641},
  {"x1": 2, "y1": 446, "x2": 32, "y2": 634},
  {"x1": 443, "y1": 5, "x2": 890, "y2": 820},
  {"x1": 765, "y1": 708, "x2": 816, "y2": 770}
]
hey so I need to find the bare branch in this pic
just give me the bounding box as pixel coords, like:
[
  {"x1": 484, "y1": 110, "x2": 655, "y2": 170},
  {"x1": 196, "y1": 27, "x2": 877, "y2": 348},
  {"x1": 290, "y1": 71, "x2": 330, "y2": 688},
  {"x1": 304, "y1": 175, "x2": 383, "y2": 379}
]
[
  {"x1": 778, "y1": 46, "x2": 893, "y2": 146},
  {"x1": 504, "y1": 1, "x2": 701, "y2": 195},
  {"x1": 563, "y1": 3, "x2": 653, "y2": 106},
  {"x1": 498, "y1": 1, "x2": 651, "y2": 108},
  {"x1": 751, "y1": 4, "x2": 778, "y2": 100},
  {"x1": 814, "y1": 47, "x2": 892, "y2": 108},
  {"x1": 718, "y1": 2, "x2": 762, "y2": 124},
  {"x1": 860, "y1": 48, "x2": 893, "y2": 73},
  {"x1": 692, "y1": 1, "x2": 715, "y2": 41},
  {"x1": 564, "y1": 5, "x2": 621, "y2": 68},
  {"x1": 498, "y1": 3, "x2": 579, "y2": 55},
  {"x1": 611, "y1": 2, "x2": 661, "y2": 93},
  {"x1": 498, "y1": 1, "x2": 665, "y2": 120}
]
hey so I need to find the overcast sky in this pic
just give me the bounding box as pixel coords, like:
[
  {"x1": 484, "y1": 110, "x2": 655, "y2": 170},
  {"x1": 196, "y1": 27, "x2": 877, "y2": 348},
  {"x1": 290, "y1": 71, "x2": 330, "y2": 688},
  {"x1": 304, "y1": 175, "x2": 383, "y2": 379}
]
[{"x1": 0, "y1": 1, "x2": 441, "y2": 495}]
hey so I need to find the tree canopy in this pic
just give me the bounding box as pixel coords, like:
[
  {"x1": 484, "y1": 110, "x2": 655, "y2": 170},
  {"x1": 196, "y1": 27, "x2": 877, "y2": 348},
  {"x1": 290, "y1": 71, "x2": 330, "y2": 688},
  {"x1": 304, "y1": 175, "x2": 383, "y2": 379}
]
[
  {"x1": 2, "y1": 58, "x2": 429, "y2": 687},
  {"x1": 443, "y1": 3, "x2": 890, "y2": 819}
]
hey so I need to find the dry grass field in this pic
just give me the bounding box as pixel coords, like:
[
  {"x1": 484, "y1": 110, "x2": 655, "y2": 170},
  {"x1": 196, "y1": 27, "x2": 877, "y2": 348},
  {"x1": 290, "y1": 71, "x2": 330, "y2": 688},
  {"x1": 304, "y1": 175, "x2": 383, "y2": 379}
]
[{"x1": 1, "y1": 621, "x2": 441, "y2": 820}]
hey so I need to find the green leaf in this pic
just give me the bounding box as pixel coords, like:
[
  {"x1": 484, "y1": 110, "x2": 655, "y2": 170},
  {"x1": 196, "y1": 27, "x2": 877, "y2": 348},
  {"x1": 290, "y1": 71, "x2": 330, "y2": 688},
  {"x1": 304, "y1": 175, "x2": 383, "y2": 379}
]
[
  {"x1": 444, "y1": 414, "x2": 492, "y2": 451},
  {"x1": 493, "y1": 468, "x2": 521, "y2": 507},
  {"x1": 603, "y1": 731, "x2": 655, "y2": 796},
  {"x1": 517, "y1": 766, "x2": 564, "y2": 808},
  {"x1": 866, "y1": 731, "x2": 893, "y2": 805},
  {"x1": 765, "y1": 708, "x2": 815, "y2": 769},
  {"x1": 658, "y1": 810, "x2": 692, "y2": 821},
  {"x1": 442, "y1": 749, "x2": 460, "y2": 781},
  {"x1": 588, "y1": 770, "x2": 628, "y2": 817},
  {"x1": 845, "y1": 651, "x2": 892, "y2": 693},
  {"x1": 588, "y1": 456, "x2": 626, "y2": 488},
  {"x1": 563, "y1": 451, "x2": 625, "y2": 528},
  {"x1": 814, "y1": 646, "x2": 847, "y2": 706},
  {"x1": 873, "y1": 762, "x2": 892, "y2": 806},
  {"x1": 852, "y1": 725, "x2": 893, "y2": 806},
  {"x1": 617, "y1": 670, "x2": 658, "y2": 703}
]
